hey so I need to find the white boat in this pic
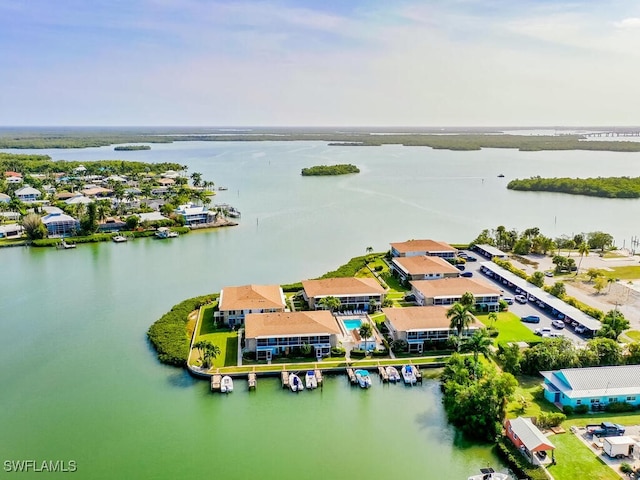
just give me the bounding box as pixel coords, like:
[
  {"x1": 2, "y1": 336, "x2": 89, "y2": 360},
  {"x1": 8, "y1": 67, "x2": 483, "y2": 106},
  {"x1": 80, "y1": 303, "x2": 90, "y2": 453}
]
[
  {"x1": 155, "y1": 227, "x2": 178, "y2": 239},
  {"x1": 402, "y1": 365, "x2": 417, "y2": 385},
  {"x1": 386, "y1": 366, "x2": 401, "y2": 383},
  {"x1": 467, "y1": 467, "x2": 509, "y2": 480},
  {"x1": 57, "y1": 240, "x2": 76, "y2": 249},
  {"x1": 289, "y1": 374, "x2": 304, "y2": 392},
  {"x1": 112, "y1": 235, "x2": 128, "y2": 243},
  {"x1": 305, "y1": 371, "x2": 318, "y2": 390},
  {"x1": 220, "y1": 376, "x2": 234, "y2": 393},
  {"x1": 167, "y1": 231, "x2": 179, "y2": 238},
  {"x1": 355, "y1": 369, "x2": 371, "y2": 389}
]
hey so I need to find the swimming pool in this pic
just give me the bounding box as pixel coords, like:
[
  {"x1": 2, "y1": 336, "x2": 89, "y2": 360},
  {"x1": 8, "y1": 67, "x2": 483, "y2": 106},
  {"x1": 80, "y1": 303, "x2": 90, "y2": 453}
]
[{"x1": 343, "y1": 319, "x2": 362, "y2": 331}]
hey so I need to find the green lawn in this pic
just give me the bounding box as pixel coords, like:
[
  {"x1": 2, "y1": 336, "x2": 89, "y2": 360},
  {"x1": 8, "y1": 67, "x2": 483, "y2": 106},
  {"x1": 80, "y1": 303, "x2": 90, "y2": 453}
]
[
  {"x1": 191, "y1": 304, "x2": 238, "y2": 368},
  {"x1": 476, "y1": 311, "x2": 540, "y2": 344},
  {"x1": 605, "y1": 265, "x2": 640, "y2": 280},
  {"x1": 546, "y1": 432, "x2": 619, "y2": 480},
  {"x1": 506, "y1": 375, "x2": 558, "y2": 419},
  {"x1": 625, "y1": 330, "x2": 640, "y2": 342}
]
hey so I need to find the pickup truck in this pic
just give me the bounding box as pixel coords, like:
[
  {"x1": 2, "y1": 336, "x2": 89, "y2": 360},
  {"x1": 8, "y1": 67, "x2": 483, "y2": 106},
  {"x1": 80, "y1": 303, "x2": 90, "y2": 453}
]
[{"x1": 586, "y1": 422, "x2": 626, "y2": 437}]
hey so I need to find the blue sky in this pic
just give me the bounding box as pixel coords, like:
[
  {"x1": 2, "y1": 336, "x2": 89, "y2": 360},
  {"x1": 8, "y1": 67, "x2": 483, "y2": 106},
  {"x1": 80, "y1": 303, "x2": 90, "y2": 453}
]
[{"x1": 1, "y1": 0, "x2": 639, "y2": 126}]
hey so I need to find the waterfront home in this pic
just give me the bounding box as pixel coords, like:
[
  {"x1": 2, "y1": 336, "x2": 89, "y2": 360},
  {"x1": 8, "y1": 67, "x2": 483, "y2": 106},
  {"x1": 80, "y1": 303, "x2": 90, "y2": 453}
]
[
  {"x1": 15, "y1": 185, "x2": 42, "y2": 203},
  {"x1": 216, "y1": 284, "x2": 287, "y2": 327},
  {"x1": 136, "y1": 212, "x2": 169, "y2": 223},
  {"x1": 244, "y1": 310, "x2": 340, "y2": 361},
  {"x1": 301, "y1": 277, "x2": 386, "y2": 312},
  {"x1": 505, "y1": 417, "x2": 555, "y2": 465},
  {"x1": 410, "y1": 277, "x2": 501, "y2": 311},
  {"x1": 390, "y1": 239, "x2": 457, "y2": 258},
  {"x1": 0, "y1": 224, "x2": 24, "y2": 238},
  {"x1": 383, "y1": 306, "x2": 483, "y2": 352},
  {"x1": 41, "y1": 212, "x2": 80, "y2": 237},
  {"x1": 141, "y1": 199, "x2": 166, "y2": 211},
  {"x1": 0, "y1": 193, "x2": 10, "y2": 203},
  {"x1": 541, "y1": 365, "x2": 640, "y2": 410},
  {"x1": 174, "y1": 203, "x2": 216, "y2": 226},
  {"x1": 98, "y1": 217, "x2": 126, "y2": 232},
  {"x1": 391, "y1": 255, "x2": 460, "y2": 283}
]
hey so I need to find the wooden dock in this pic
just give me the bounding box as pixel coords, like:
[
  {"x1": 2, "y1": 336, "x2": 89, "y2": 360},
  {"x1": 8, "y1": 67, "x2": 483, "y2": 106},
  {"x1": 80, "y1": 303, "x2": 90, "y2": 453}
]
[
  {"x1": 314, "y1": 369, "x2": 323, "y2": 386},
  {"x1": 346, "y1": 368, "x2": 357, "y2": 385},
  {"x1": 414, "y1": 365, "x2": 423, "y2": 383},
  {"x1": 378, "y1": 366, "x2": 389, "y2": 383},
  {"x1": 281, "y1": 371, "x2": 290, "y2": 389},
  {"x1": 248, "y1": 373, "x2": 257, "y2": 390},
  {"x1": 211, "y1": 374, "x2": 221, "y2": 392}
]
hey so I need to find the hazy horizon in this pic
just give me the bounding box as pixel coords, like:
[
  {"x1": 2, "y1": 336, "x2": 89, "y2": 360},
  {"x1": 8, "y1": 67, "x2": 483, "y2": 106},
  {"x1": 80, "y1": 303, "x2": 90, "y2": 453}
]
[{"x1": 2, "y1": 1, "x2": 640, "y2": 127}]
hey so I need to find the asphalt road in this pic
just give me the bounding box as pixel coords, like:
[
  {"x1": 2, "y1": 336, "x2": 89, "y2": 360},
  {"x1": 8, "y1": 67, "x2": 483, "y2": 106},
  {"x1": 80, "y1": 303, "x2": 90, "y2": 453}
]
[{"x1": 460, "y1": 250, "x2": 585, "y2": 344}]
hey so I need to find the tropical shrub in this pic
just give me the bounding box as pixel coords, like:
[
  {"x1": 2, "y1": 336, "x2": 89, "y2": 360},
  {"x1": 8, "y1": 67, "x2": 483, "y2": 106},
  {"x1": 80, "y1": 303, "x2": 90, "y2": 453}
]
[
  {"x1": 605, "y1": 402, "x2": 635, "y2": 413},
  {"x1": 575, "y1": 404, "x2": 589, "y2": 414}
]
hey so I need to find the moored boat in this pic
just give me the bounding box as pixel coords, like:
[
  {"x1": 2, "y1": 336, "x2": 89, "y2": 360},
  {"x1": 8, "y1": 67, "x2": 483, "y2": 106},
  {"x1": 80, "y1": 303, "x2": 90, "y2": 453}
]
[
  {"x1": 289, "y1": 374, "x2": 304, "y2": 392},
  {"x1": 220, "y1": 376, "x2": 234, "y2": 393},
  {"x1": 386, "y1": 366, "x2": 401, "y2": 383},
  {"x1": 467, "y1": 467, "x2": 509, "y2": 480},
  {"x1": 402, "y1": 365, "x2": 417, "y2": 385},
  {"x1": 355, "y1": 369, "x2": 371, "y2": 389},
  {"x1": 305, "y1": 371, "x2": 317, "y2": 390},
  {"x1": 57, "y1": 239, "x2": 76, "y2": 249},
  {"x1": 112, "y1": 235, "x2": 128, "y2": 243}
]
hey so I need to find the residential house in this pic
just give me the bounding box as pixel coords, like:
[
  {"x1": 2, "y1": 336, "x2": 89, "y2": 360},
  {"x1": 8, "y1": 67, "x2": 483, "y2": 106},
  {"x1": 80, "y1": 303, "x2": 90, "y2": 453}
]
[
  {"x1": 390, "y1": 239, "x2": 457, "y2": 258},
  {"x1": 383, "y1": 306, "x2": 483, "y2": 352},
  {"x1": 410, "y1": 277, "x2": 501, "y2": 311},
  {"x1": 136, "y1": 212, "x2": 169, "y2": 223},
  {"x1": 81, "y1": 186, "x2": 112, "y2": 198},
  {"x1": 5, "y1": 172, "x2": 23, "y2": 184},
  {"x1": 505, "y1": 417, "x2": 555, "y2": 465},
  {"x1": 157, "y1": 178, "x2": 175, "y2": 186},
  {"x1": 541, "y1": 365, "x2": 640, "y2": 410},
  {"x1": 174, "y1": 203, "x2": 216, "y2": 226},
  {"x1": 301, "y1": 277, "x2": 386, "y2": 312},
  {"x1": 0, "y1": 193, "x2": 10, "y2": 203},
  {"x1": 65, "y1": 195, "x2": 93, "y2": 206},
  {"x1": 0, "y1": 224, "x2": 24, "y2": 238},
  {"x1": 41, "y1": 212, "x2": 80, "y2": 237},
  {"x1": 0, "y1": 212, "x2": 20, "y2": 222},
  {"x1": 391, "y1": 255, "x2": 460, "y2": 283},
  {"x1": 244, "y1": 310, "x2": 340, "y2": 361},
  {"x1": 98, "y1": 217, "x2": 126, "y2": 232},
  {"x1": 216, "y1": 284, "x2": 286, "y2": 327},
  {"x1": 15, "y1": 186, "x2": 42, "y2": 203}
]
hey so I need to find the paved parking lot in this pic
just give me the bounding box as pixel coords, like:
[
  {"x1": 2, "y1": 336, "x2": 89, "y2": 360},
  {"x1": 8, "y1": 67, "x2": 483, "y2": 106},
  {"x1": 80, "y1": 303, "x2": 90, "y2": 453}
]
[{"x1": 459, "y1": 251, "x2": 586, "y2": 344}]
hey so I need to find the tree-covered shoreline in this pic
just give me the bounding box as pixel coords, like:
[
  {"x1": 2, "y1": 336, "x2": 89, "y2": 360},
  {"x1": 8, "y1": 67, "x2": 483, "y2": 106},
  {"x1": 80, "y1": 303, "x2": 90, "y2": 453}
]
[
  {"x1": 508, "y1": 176, "x2": 640, "y2": 198},
  {"x1": 114, "y1": 145, "x2": 151, "y2": 151},
  {"x1": 301, "y1": 164, "x2": 360, "y2": 176}
]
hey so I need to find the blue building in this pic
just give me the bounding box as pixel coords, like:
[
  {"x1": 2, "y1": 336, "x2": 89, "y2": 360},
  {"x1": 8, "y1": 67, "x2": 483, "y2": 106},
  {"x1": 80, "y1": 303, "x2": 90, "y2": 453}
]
[
  {"x1": 41, "y1": 213, "x2": 80, "y2": 237},
  {"x1": 541, "y1": 365, "x2": 640, "y2": 410}
]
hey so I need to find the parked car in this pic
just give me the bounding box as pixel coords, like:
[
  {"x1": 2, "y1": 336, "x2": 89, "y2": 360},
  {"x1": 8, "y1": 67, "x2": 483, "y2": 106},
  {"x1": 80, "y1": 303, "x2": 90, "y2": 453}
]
[
  {"x1": 575, "y1": 325, "x2": 587, "y2": 334},
  {"x1": 544, "y1": 271, "x2": 554, "y2": 277},
  {"x1": 404, "y1": 294, "x2": 416, "y2": 302},
  {"x1": 503, "y1": 297, "x2": 514, "y2": 305},
  {"x1": 535, "y1": 327, "x2": 552, "y2": 336},
  {"x1": 466, "y1": 255, "x2": 477, "y2": 262},
  {"x1": 551, "y1": 320, "x2": 565, "y2": 329},
  {"x1": 460, "y1": 271, "x2": 473, "y2": 278},
  {"x1": 587, "y1": 422, "x2": 626, "y2": 438},
  {"x1": 455, "y1": 264, "x2": 465, "y2": 271},
  {"x1": 515, "y1": 295, "x2": 527, "y2": 304},
  {"x1": 521, "y1": 315, "x2": 541, "y2": 324}
]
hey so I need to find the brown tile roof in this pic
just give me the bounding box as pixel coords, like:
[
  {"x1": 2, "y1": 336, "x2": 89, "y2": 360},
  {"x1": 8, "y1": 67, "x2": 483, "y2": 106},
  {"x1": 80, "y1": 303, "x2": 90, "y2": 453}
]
[
  {"x1": 54, "y1": 191, "x2": 76, "y2": 200},
  {"x1": 302, "y1": 277, "x2": 385, "y2": 298},
  {"x1": 411, "y1": 277, "x2": 501, "y2": 298},
  {"x1": 390, "y1": 239, "x2": 457, "y2": 254},
  {"x1": 219, "y1": 284, "x2": 285, "y2": 311},
  {"x1": 245, "y1": 311, "x2": 340, "y2": 338},
  {"x1": 157, "y1": 178, "x2": 175, "y2": 185},
  {"x1": 383, "y1": 306, "x2": 483, "y2": 331},
  {"x1": 81, "y1": 186, "x2": 112, "y2": 196},
  {"x1": 392, "y1": 256, "x2": 460, "y2": 275},
  {"x1": 4, "y1": 171, "x2": 22, "y2": 177}
]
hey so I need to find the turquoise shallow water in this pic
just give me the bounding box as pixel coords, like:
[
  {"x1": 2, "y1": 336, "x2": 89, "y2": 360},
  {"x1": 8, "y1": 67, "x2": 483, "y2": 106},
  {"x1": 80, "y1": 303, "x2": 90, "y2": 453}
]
[{"x1": 2, "y1": 140, "x2": 639, "y2": 478}]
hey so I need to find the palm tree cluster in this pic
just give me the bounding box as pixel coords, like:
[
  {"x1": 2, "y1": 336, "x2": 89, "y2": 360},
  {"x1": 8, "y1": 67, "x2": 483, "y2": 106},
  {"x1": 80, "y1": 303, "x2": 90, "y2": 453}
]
[{"x1": 192, "y1": 340, "x2": 221, "y2": 369}]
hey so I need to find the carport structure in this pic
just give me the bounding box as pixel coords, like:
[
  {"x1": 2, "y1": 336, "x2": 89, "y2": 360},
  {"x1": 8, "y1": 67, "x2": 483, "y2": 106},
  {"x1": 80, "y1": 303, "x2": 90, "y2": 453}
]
[
  {"x1": 505, "y1": 417, "x2": 556, "y2": 465},
  {"x1": 479, "y1": 262, "x2": 601, "y2": 336}
]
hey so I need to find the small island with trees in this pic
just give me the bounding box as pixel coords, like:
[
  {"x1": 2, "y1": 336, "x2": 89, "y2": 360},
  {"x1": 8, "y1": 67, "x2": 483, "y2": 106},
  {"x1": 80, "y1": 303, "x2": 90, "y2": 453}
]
[
  {"x1": 114, "y1": 145, "x2": 151, "y2": 151},
  {"x1": 301, "y1": 164, "x2": 360, "y2": 176},
  {"x1": 507, "y1": 176, "x2": 640, "y2": 198}
]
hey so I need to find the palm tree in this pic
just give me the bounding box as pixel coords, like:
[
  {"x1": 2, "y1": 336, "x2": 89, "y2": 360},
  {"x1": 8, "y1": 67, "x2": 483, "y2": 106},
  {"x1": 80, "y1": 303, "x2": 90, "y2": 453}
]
[
  {"x1": 488, "y1": 312, "x2": 498, "y2": 328},
  {"x1": 462, "y1": 329, "x2": 493, "y2": 366},
  {"x1": 190, "y1": 172, "x2": 203, "y2": 188},
  {"x1": 607, "y1": 277, "x2": 618, "y2": 293},
  {"x1": 358, "y1": 321, "x2": 373, "y2": 354},
  {"x1": 192, "y1": 340, "x2": 221, "y2": 368},
  {"x1": 577, "y1": 242, "x2": 590, "y2": 275},
  {"x1": 446, "y1": 302, "x2": 474, "y2": 350},
  {"x1": 318, "y1": 296, "x2": 341, "y2": 312}
]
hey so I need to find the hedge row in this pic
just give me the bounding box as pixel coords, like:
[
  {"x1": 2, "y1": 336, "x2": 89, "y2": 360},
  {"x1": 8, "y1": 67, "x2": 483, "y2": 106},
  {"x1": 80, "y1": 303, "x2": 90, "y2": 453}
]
[
  {"x1": 495, "y1": 437, "x2": 548, "y2": 480},
  {"x1": 147, "y1": 294, "x2": 216, "y2": 366}
]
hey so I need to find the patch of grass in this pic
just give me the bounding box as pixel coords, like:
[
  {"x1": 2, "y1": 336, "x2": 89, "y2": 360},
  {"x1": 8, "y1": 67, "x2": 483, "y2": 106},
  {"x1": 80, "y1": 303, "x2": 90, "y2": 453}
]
[
  {"x1": 546, "y1": 432, "x2": 619, "y2": 480},
  {"x1": 476, "y1": 311, "x2": 539, "y2": 344},
  {"x1": 506, "y1": 375, "x2": 558, "y2": 419},
  {"x1": 606, "y1": 266, "x2": 640, "y2": 280},
  {"x1": 192, "y1": 330, "x2": 238, "y2": 368},
  {"x1": 625, "y1": 330, "x2": 640, "y2": 342}
]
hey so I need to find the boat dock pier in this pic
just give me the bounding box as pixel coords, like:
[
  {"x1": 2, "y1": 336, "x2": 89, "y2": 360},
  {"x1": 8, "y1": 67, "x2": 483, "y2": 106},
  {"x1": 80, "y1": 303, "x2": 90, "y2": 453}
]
[
  {"x1": 281, "y1": 371, "x2": 290, "y2": 389},
  {"x1": 414, "y1": 365, "x2": 422, "y2": 383},
  {"x1": 378, "y1": 366, "x2": 389, "y2": 382},
  {"x1": 211, "y1": 374, "x2": 222, "y2": 392},
  {"x1": 248, "y1": 373, "x2": 257, "y2": 390},
  {"x1": 346, "y1": 368, "x2": 357, "y2": 385},
  {"x1": 314, "y1": 369, "x2": 323, "y2": 387}
]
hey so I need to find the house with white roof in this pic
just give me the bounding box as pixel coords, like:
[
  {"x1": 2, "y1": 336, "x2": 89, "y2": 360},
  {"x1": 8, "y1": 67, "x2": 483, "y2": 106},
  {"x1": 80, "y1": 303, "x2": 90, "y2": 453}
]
[
  {"x1": 541, "y1": 365, "x2": 640, "y2": 410},
  {"x1": 41, "y1": 212, "x2": 80, "y2": 237},
  {"x1": 0, "y1": 193, "x2": 10, "y2": 203},
  {"x1": 15, "y1": 186, "x2": 42, "y2": 203},
  {"x1": 174, "y1": 203, "x2": 216, "y2": 226},
  {"x1": 244, "y1": 311, "x2": 340, "y2": 361},
  {"x1": 384, "y1": 306, "x2": 483, "y2": 353},
  {"x1": 216, "y1": 284, "x2": 287, "y2": 327},
  {"x1": 65, "y1": 195, "x2": 93, "y2": 205},
  {"x1": 136, "y1": 212, "x2": 169, "y2": 223},
  {"x1": 0, "y1": 224, "x2": 23, "y2": 238},
  {"x1": 505, "y1": 417, "x2": 555, "y2": 465}
]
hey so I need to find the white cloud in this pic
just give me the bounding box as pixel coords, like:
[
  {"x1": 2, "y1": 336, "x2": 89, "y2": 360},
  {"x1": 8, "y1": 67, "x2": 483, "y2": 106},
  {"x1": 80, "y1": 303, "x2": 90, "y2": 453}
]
[{"x1": 615, "y1": 17, "x2": 640, "y2": 28}]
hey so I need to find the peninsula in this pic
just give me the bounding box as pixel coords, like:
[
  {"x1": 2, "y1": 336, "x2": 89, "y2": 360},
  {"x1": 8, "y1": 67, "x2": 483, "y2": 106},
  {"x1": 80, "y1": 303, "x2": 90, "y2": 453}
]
[
  {"x1": 114, "y1": 145, "x2": 151, "y2": 151},
  {"x1": 507, "y1": 176, "x2": 640, "y2": 198}
]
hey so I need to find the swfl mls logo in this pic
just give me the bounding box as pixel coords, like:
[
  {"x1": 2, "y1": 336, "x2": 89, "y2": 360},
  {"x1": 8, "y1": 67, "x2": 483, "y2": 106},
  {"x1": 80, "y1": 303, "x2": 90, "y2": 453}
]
[{"x1": 3, "y1": 460, "x2": 77, "y2": 473}]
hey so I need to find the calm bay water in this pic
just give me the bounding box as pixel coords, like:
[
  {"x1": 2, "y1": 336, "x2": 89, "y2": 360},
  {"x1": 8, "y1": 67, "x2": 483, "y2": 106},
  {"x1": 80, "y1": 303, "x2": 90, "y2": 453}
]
[{"x1": 2, "y1": 141, "x2": 640, "y2": 478}]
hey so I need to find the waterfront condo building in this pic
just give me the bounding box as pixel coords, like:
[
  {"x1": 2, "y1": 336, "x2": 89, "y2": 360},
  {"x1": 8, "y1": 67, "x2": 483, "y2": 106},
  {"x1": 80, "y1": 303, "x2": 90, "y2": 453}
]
[
  {"x1": 216, "y1": 284, "x2": 286, "y2": 327},
  {"x1": 301, "y1": 277, "x2": 386, "y2": 312},
  {"x1": 389, "y1": 239, "x2": 457, "y2": 258},
  {"x1": 410, "y1": 277, "x2": 501, "y2": 311}
]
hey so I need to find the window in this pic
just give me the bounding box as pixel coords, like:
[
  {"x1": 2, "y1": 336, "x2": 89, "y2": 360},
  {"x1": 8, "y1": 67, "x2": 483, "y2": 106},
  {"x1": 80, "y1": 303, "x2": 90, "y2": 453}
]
[
  {"x1": 576, "y1": 400, "x2": 582, "y2": 405},
  {"x1": 627, "y1": 397, "x2": 636, "y2": 402}
]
